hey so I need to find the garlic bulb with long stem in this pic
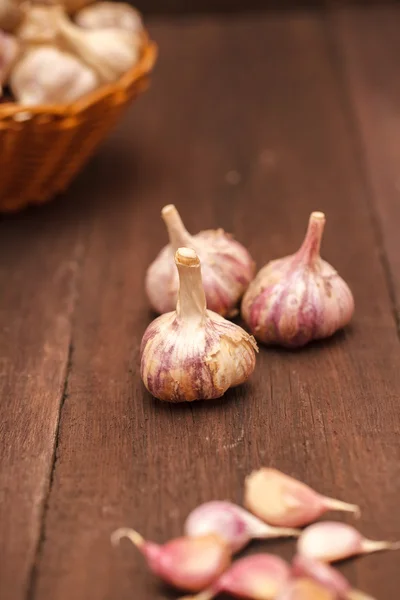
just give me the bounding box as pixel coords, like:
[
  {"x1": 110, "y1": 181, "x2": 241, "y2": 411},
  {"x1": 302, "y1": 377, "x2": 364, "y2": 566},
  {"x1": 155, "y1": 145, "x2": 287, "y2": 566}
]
[
  {"x1": 241, "y1": 212, "x2": 354, "y2": 347},
  {"x1": 75, "y1": 1, "x2": 142, "y2": 33},
  {"x1": 146, "y1": 205, "x2": 255, "y2": 317},
  {"x1": 0, "y1": 31, "x2": 19, "y2": 93},
  {"x1": 141, "y1": 247, "x2": 258, "y2": 402},
  {"x1": 10, "y1": 46, "x2": 99, "y2": 105},
  {"x1": 54, "y1": 7, "x2": 141, "y2": 83}
]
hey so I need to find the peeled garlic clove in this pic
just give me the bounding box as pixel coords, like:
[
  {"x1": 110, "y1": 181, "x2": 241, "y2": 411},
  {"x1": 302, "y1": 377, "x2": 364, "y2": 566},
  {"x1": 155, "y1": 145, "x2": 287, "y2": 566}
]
[
  {"x1": 292, "y1": 555, "x2": 375, "y2": 600},
  {"x1": 16, "y1": 5, "x2": 62, "y2": 46},
  {"x1": 277, "y1": 578, "x2": 336, "y2": 600},
  {"x1": 180, "y1": 554, "x2": 291, "y2": 600},
  {"x1": 141, "y1": 247, "x2": 258, "y2": 402},
  {"x1": 146, "y1": 204, "x2": 255, "y2": 317},
  {"x1": 10, "y1": 46, "x2": 99, "y2": 105},
  {"x1": 244, "y1": 468, "x2": 360, "y2": 528},
  {"x1": 184, "y1": 501, "x2": 300, "y2": 553},
  {"x1": 0, "y1": 31, "x2": 19, "y2": 90},
  {"x1": 55, "y1": 7, "x2": 140, "y2": 83},
  {"x1": 0, "y1": 0, "x2": 23, "y2": 32},
  {"x1": 111, "y1": 528, "x2": 230, "y2": 592},
  {"x1": 242, "y1": 211, "x2": 354, "y2": 347},
  {"x1": 298, "y1": 521, "x2": 400, "y2": 563},
  {"x1": 75, "y1": 1, "x2": 142, "y2": 33}
]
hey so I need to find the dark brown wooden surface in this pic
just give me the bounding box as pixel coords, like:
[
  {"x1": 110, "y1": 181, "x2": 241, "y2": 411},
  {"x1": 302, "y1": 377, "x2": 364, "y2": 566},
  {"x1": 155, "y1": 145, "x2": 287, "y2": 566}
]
[{"x1": 1, "y1": 8, "x2": 400, "y2": 600}]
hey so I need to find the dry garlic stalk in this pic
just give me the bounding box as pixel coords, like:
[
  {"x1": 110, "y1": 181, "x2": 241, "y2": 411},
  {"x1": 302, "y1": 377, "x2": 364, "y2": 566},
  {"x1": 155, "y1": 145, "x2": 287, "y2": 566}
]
[
  {"x1": 141, "y1": 247, "x2": 258, "y2": 402},
  {"x1": 10, "y1": 46, "x2": 99, "y2": 105},
  {"x1": 55, "y1": 7, "x2": 141, "y2": 83},
  {"x1": 146, "y1": 205, "x2": 255, "y2": 317},
  {"x1": 242, "y1": 212, "x2": 354, "y2": 347},
  {"x1": 0, "y1": 30, "x2": 19, "y2": 93},
  {"x1": 75, "y1": 1, "x2": 143, "y2": 33}
]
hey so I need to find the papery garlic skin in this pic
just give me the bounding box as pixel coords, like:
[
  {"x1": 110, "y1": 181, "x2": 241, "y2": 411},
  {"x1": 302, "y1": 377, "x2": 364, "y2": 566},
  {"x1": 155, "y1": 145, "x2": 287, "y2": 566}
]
[
  {"x1": 146, "y1": 205, "x2": 255, "y2": 317},
  {"x1": 0, "y1": 31, "x2": 19, "y2": 91},
  {"x1": 242, "y1": 212, "x2": 354, "y2": 347},
  {"x1": 16, "y1": 5, "x2": 61, "y2": 46},
  {"x1": 56, "y1": 7, "x2": 141, "y2": 83},
  {"x1": 10, "y1": 46, "x2": 99, "y2": 105},
  {"x1": 75, "y1": 1, "x2": 142, "y2": 33},
  {"x1": 141, "y1": 248, "x2": 258, "y2": 402}
]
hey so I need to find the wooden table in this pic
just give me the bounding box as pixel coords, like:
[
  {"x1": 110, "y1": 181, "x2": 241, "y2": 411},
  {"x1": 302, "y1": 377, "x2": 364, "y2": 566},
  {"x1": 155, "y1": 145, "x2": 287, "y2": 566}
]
[{"x1": 1, "y1": 6, "x2": 400, "y2": 600}]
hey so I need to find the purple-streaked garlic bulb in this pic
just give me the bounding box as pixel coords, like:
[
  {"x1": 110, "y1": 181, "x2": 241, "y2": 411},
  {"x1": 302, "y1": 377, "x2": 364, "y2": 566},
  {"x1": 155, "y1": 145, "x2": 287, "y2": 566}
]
[
  {"x1": 241, "y1": 212, "x2": 354, "y2": 347},
  {"x1": 298, "y1": 522, "x2": 400, "y2": 563},
  {"x1": 180, "y1": 554, "x2": 291, "y2": 600},
  {"x1": 111, "y1": 528, "x2": 230, "y2": 592},
  {"x1": 146, "y1": 205, "x2": 255, "y2": 317},
  {"x1": 244, "y1": 468, "x2": 359, "y2": 528},
  {"x1": 277, "y1": 578, "x2": 335, "y2": 600},
  {"x1": 292, "y1": 555, "x2": 375, "y2": 600},
  {"x1": 75, "y1": 1, "x2": 143, "y2": 33},
  {"x1": 141, "y1": 248, "x2": 258, "y2": 402},
  {"x1": 0, "y1": 31, "x2": 19, "y2": 93},
  {"x1": 184, "y1": 501, "x2": 300, "y2": 553}
]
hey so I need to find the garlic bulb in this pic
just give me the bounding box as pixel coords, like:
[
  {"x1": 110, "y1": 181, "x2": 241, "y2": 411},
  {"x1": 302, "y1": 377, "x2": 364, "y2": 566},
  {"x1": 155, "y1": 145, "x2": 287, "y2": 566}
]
[
  {"x1": 241, "y1": 212, "x2": 354, "y2": 347},
  {"x1": 16, "y1": 5, "x2": 61, "y2": 46},
  {"x1": 55, "y1": 7, "x2": 141, "y2": 83},
  {"x1": 141, "y1": 247, "x2": 258, "y2": 402},
  {"x1": 0, "y1": 30, "x2": 19, "y2": 92},
  {"x1": 75, "y1": 1, "x2": 142, "y2": 33},
  {"x1": 10, "y1": 46, "x2": 99, "y2": 105},
  {"x1": 0, "y1": 0, "x2": 22, "y2": 32},
  {"x1": 146, "y1": 205, "x2": 255, "y2": 317}
]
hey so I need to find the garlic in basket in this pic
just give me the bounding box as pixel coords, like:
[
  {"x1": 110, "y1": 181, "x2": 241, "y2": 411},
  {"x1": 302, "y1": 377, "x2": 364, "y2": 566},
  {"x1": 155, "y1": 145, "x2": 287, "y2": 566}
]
[
  {"x1": 10, "y1": 46, "x2": 99, "y2": 105},
  {"x1": 0, "y1": 31, "x2": 19, "y2": 93},
  {"x1": 55, "y1": 7, "x2": 141, "y2": 83},
  {"x1": 16, "y1": 5, "x2": 61, "y2": 46},
  {"x1": 75, "y1": 1, "x2": 143, "y2": 33},
  {"x1": 146, "y1": 205, "x2": 255, "y2": 317},
  {"x1": 141, "y1": 248, "x2": 258, "y2": 402}
]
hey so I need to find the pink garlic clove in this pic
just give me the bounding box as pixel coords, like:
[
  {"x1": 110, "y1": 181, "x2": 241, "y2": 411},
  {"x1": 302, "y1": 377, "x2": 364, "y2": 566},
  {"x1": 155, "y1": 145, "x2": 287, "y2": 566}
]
[
  {"x1": 111, "y1": 528, "x2": 231, "y2": 592},
  {"x1": 292, "y1": 554, "x2": 375, "y2": 599},
  {"x1": 297, "y1": 521, "x2": 400, "y2": 563},
  {"x1": 146, "y1": 204, "x2": 255, "y2": 317},
  {"x1": 241, "y1": 211, "x2": 354, "y2": 347},
  {"x1": 180, "y1": 554, "x2": 291, "y2": 600},
  {"x1": 184, "y1": 501, "x2": 300, "y2": 553},
  {"x1": 244, "y1": 468, "x2": 360, "y2": 528},
  {"x1": 277, "y1": 578, "x2": 336, "y2": 600}
]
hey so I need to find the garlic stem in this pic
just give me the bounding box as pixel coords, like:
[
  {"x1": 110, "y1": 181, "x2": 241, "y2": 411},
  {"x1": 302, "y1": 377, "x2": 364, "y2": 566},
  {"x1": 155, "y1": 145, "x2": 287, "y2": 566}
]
[
  {"x1": 110, "y1": 527, "x2": 144, "y2": 548},
  {"x1": 361, "y1": 539, "x2": 400, "y2": 554},
  {"x1": 323, "y1": 497, "x2": 361, "y2": 518},
  {"x1": 298, "y1": 211, "x2": 326, "y2": 264},
  {"x1": 175, "y1": 248, "x2": 207, "y2": 322},
  {"x1": 162, "y1": 205, "x2": 193, "y2": 251}
]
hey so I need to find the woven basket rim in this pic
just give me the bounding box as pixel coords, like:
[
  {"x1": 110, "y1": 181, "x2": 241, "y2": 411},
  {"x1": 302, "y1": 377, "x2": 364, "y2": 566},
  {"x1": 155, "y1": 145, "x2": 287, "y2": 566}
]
[{"x1": 0, "y1": 37, "x2": 157, "y2": 119}]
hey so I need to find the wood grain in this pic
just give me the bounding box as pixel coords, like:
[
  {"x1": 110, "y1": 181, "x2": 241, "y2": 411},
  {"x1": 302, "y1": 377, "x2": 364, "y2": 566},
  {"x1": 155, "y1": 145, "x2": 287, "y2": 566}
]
[
  {"x1": 332, "y1": 6, "x2": 400, "y2": 330},
  {"x1": 19, "y1": 12, "x2": 400, "y2": 600},
  {"x1": 0, "y1": 206, "x2": 83, "y2": 600}
]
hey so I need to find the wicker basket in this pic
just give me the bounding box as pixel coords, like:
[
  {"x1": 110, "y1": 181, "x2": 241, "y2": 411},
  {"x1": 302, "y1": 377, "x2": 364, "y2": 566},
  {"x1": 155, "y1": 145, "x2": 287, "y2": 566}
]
[{"x1": 0, "y1": 37, "x2": 157, "y2": 212}]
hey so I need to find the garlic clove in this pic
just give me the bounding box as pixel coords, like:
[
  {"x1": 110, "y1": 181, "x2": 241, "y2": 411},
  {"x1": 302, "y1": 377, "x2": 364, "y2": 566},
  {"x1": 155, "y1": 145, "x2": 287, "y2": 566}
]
[
  {"x1": 75, "y1": 1, "x2": 143, "y2": 33},
  {"x1": 0, "y1": 30, "x2": 19, "y2": 91},
  {"x1": 146, "y1": 204, "x2": 255, "y2": 317},
  {"x1": 54, "y1": 6, "x2": 141, "y2": 83},
  {"x1": 244, "y1": 468, "x2": 360, "y2": 528},
  {"x1": 141, "y1": 247, "x2": 258, "y2": 402},
  {"x1": 111, "y1": 528, "x2": 230, "y2": 592},
  {"x1": 277, "y1": 578, "x2": 336, "y2": 600},
  {"x1": 10, "y1": 45, "x2": 99, "y2": 105},
  {"x1": 241, "y1": 211, "x2": 354, "y2": 347},
  {"x1": 291, "y1": 554, "x2": 375, "y2": 599},
  {"x1": 180, "y1": 554, "x2": 291, "y2": 600},
  {"x1": 184, "y1": 501, "x2": 300, "y2": 553},
  {"x1": 297, "y1": 521, "x2": 400, "y2": 563}
]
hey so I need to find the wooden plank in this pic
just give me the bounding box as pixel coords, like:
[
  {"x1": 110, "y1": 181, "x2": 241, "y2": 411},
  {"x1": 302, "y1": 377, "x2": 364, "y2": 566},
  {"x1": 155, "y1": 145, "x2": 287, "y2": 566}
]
[
  {"x1": 30, "y1": 12, "x2": 400, "y2": 600},
  {"x1": 331, "y1": 6, "x2": 400, "y2": 329},
  {"x1": 0, "y1": 202, "x2": 84, "y2": 600}
]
